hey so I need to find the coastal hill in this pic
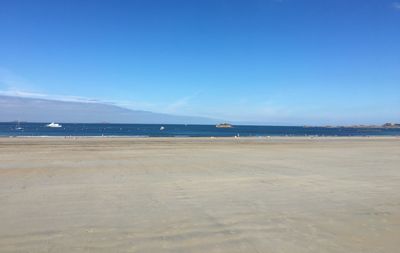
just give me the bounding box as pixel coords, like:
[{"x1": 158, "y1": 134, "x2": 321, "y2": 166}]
[{"x1": 0, "y1": 95, "x2": 217, "y2": 124}]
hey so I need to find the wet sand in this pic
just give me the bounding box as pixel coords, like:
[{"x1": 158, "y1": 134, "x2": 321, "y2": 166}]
[{"x1": 0, "y1": 137, "x2": 399, "y2": 252}]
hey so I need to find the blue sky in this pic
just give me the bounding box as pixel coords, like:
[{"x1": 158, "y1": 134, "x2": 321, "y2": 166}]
[{"x1": 0, "y1": 0, "x2": 399, "y2": 125}]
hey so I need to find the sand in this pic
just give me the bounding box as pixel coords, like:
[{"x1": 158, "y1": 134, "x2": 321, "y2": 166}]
[{"x1": 0, "y1": 137, "x2": 399, "y2": 252}]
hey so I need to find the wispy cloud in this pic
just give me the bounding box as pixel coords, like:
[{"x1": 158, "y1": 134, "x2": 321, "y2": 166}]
[
  {"x1": 0, "y1": 89, "x2": 101, "y2": 103},
  {"x1": 0, "y1": 90, "x2": 45, "y2": 98},
  {"x1": 0, "y1": 89, "x2": 162, "y2": 113},
  {"x1": 0, "y1": 67, "x2": 158, "y2": 111},
  {"x1": 393, "y1": 2, "x2": 400, "y2": 10},
  {"x1": 164, "y1": 92, "x2": 201, "y2": 114},
  {"x1": 0, "y1": 68, "x2": 33, "y2": 91},
  {"x1": 105, "y1": 99, "x2": 157, "y2": 111},
  {"x1": 165, "y1": 96, "x2": 192, "y2": 113}
]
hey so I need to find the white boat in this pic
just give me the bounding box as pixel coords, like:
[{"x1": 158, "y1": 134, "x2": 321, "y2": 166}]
[
  {"x1": 216, "y1": 123, "x2": 233, "y2": 128},
  {"x1": 15, "y1": 121, "x2": 23, "y2": 130},
  {"x1": 160, "y1": 126, "x2": 165, "y2": 130},
  {"x1": 46, "y1": 122, "x2": 62, "y2": 128}
]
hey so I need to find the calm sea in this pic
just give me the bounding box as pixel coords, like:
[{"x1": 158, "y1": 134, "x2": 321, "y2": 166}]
[{"x1": 1, "y1": 122, "x2": 399, "y2": 137}]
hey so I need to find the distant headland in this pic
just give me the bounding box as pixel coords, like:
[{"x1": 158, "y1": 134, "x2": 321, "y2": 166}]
[{"x1": 304, "y1": 123, "x2": 400, "y2": 129}]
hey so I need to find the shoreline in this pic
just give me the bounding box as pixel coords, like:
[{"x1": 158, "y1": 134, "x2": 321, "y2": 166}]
[
  {"x1": 1, "y1": 135, "x2": 399, "y2": 140},
  {"x1": 2, "y1": 121, "x2": 400, "y2": 128}
]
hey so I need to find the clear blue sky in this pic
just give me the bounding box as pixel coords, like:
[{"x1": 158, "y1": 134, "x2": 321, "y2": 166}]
[{"x1": 1, "y1": 0, "x2": 399, "y2": 125}]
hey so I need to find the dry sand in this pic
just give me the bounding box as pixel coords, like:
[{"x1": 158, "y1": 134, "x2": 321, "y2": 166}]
[{"x1": 0, "y1": 137, "x2": 399, "y2": 252}]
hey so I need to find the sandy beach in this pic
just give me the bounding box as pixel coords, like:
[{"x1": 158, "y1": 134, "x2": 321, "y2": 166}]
[{"x1": 0, "y1": 137, "x2": 399, "y2": 252}]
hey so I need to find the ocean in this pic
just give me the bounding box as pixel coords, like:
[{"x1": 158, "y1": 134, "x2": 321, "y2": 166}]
[{"x1": 1, "y1": 122, "x2": 399, "y2": 137}]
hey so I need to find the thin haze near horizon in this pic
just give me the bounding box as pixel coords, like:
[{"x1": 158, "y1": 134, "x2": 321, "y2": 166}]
[{"x1": 0, "y1": 0, "x2": 399, "y2": 125}]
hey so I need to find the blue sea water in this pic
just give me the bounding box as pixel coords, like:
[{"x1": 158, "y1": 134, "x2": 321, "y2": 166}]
[{"x1": 1, "y1": 122, "x2": 399, "y2": 137}]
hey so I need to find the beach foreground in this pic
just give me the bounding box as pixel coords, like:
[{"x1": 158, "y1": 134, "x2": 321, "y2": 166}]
[{"x1": 0, "y1": 137, "x2": 399, "y2": 253}]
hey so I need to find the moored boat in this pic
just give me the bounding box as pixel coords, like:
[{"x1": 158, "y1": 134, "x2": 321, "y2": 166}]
[
  {"x1": 216, "y1": 123, "x2": 233, "y2": 128},
  {"x1": 46, "y1": 122, "x2": 62, "y2": 128}
]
